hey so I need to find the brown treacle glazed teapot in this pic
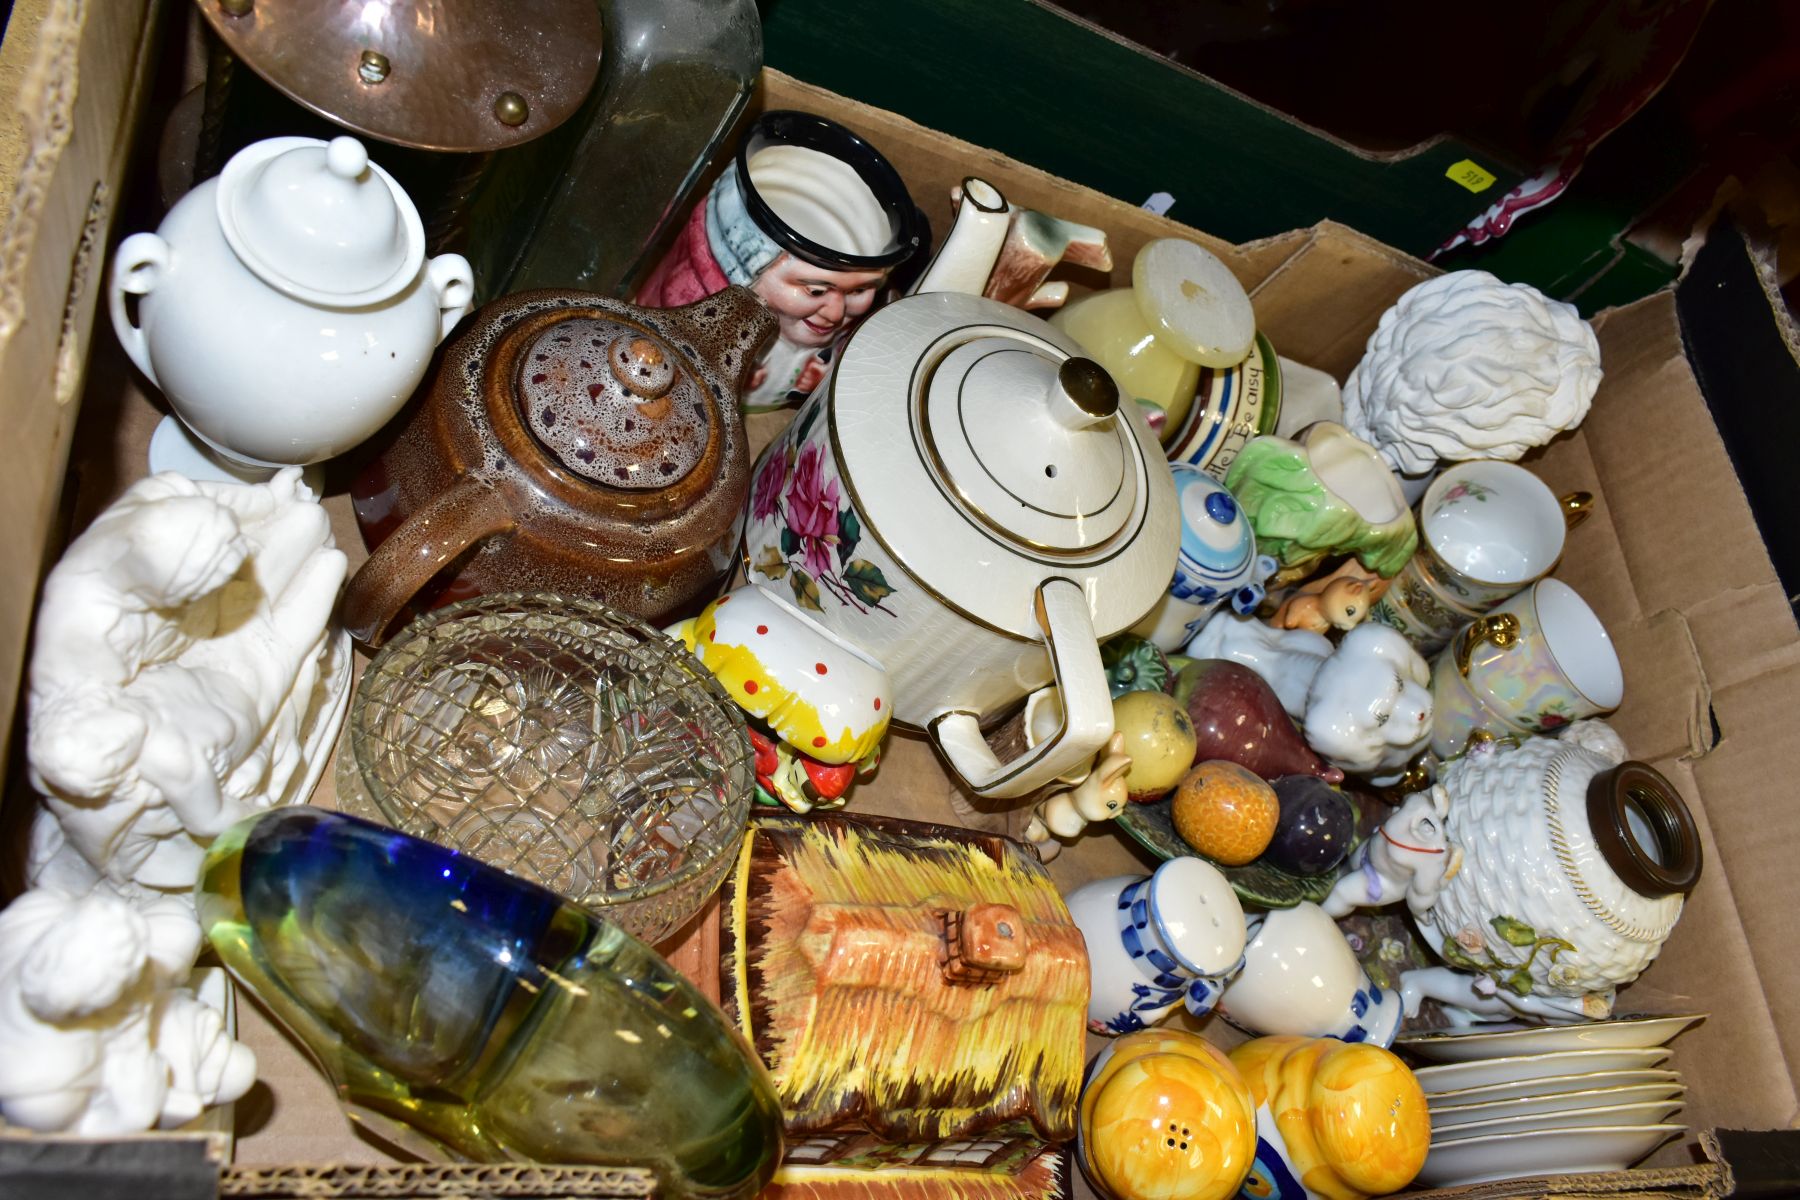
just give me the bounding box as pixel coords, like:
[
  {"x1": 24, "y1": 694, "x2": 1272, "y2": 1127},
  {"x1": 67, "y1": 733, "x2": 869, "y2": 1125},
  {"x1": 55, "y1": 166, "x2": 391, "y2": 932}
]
[{"x1": 344, "y1": 286, "x2": 776, "y2": 645}]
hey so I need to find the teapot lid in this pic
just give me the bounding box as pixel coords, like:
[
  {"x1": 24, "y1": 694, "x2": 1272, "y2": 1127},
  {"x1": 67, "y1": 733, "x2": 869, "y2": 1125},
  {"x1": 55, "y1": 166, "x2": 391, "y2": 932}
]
[
  {"x1": 514, "y1": 315, "x2": 711, "y2": 489},
  {"x1": 216, "y1": 136, "x2": 425, "y2": 306},
  {"x1": 829, "y1": 292, "x2": 1177, "y2": 639},
  {"x1": 919, "y1": 340, "x2": 1134, "y2": 553}
]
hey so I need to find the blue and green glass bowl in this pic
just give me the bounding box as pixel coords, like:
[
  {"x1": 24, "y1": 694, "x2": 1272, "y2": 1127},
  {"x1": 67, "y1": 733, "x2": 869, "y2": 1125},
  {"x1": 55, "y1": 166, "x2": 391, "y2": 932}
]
[{"x1": 199, "y1": 806, "x2": 783, "y2": 1197}]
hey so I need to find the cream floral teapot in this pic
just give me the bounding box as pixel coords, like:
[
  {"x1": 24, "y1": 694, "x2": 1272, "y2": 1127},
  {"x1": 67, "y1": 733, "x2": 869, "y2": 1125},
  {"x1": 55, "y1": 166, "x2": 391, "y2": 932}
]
[{"x1": 742, "y1": 178, "x2": 1179, "y2": 798}]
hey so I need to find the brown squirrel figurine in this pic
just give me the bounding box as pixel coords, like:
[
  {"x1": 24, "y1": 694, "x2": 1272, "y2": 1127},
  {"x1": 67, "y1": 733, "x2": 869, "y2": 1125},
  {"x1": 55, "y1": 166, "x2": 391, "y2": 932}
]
[{"x1": 1270, "y1": 560, "x2": 1392, "y2": 634}]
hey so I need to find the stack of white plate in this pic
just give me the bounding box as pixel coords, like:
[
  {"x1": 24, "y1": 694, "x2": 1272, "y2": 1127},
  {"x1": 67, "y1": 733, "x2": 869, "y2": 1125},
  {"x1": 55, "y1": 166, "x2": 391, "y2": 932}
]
[{"x1": 1397, "y1": 1014, "x2": 1703, "y2": 1189}]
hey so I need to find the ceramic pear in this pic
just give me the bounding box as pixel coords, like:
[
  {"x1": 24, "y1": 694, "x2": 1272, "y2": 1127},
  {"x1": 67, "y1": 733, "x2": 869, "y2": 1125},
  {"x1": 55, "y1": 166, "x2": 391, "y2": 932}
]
[{"x1": 1174, "y1": 660, "x2": 1343, "y2": 783}]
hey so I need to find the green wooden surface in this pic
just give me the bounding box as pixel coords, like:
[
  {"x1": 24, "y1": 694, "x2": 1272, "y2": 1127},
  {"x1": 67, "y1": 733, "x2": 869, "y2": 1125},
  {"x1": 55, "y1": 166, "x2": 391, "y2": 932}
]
[{"x1": 757, "y1": 0, "x2": 1525, "y2": 259}]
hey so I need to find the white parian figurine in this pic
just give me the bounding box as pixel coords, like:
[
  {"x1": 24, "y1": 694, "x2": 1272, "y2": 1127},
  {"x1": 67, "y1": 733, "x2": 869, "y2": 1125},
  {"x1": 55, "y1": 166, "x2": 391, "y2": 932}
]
[
  {"x1": 0, "y1": 885, "x2": 255, "y2": 1133},
  {"x1": 1343, "y1": 270, "x2": 1601, "y2": 479},
  {"x1": 26, "y1": 467, "x2": 350, "y2": 900}
]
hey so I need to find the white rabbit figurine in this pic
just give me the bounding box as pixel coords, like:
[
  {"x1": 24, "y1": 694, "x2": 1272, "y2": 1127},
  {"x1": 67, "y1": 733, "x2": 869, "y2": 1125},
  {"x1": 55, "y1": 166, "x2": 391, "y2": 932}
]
[{"x1": 1024, "y1": 732, "x2": 1131, "y2": 861}]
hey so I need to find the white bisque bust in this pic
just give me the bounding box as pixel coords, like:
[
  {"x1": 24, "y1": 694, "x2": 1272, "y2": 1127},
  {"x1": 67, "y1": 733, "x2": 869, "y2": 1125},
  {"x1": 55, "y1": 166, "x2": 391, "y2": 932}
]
[
  {"x1": 0, "y1": 886, "x2": 256, "y2": 1133},
  {"x1": 1342, "y1": 270, "x2": 1602, "y2": 478},
  {"x1": 26, "y1": 467, "x2": 351, "y2": 900}
]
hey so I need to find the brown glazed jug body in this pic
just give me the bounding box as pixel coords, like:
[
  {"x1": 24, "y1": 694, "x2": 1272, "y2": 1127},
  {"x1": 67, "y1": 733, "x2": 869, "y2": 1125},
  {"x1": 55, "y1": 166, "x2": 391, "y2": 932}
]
[{"x1": 344, "y1": 286, "x2": 776, "y2": 645}]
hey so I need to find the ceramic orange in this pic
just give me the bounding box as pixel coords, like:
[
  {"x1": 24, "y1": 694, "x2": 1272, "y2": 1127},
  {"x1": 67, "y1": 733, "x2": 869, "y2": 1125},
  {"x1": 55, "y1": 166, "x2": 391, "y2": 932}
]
[
  {"x1": 1079, "y1": 1029, "x2": 1258, "y2": 1200},
  {"x1": 1228, "y1": 1036, "x2": 1430, "y2": 1200},
  {"x1": 1172, "y1": 761, "x2": 1279, "y2": 865}
]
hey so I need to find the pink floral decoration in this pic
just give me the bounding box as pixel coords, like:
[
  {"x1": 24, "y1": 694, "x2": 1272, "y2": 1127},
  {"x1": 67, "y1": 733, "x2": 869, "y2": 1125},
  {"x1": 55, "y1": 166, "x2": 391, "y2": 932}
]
[{"x1": 786, "y1": 444, "x2": 840, "y2": 578}]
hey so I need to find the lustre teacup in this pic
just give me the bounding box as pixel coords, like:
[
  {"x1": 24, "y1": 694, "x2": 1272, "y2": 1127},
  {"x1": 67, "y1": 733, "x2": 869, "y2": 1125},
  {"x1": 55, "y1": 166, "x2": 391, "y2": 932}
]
[{"x1": 1428, "y1": 577, "x2": 1623, "y2": 757}]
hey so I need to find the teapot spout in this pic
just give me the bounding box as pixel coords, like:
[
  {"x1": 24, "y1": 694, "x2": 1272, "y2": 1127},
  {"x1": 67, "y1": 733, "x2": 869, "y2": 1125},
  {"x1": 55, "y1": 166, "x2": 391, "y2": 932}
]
[
  {"x1": 907, "y1": 177, "x2": 1013, "y2": 298},
  {"x1": 660, "y1": 284, "x2": 778, "y2": 394}
]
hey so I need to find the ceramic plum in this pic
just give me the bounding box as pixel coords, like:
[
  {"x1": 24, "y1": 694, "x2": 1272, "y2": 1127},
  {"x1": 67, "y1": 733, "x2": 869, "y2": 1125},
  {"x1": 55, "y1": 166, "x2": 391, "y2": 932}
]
[
  {"x1": 1078, "y1": 1029, "x2": 1258, "y2": 1200},
  {"x1": 1174, "y1": 660, "x2": 1343, "y2": 783},
  {"x1": 1172, "y1": 762, "x2": 1279, "y2": 866},
  {"x1": 1228, "y1": 1035, "x2": 1430, "y2": 1200},
  {"x1": 1264, "y1": 777, "x2": 1354, "y2": 876}
]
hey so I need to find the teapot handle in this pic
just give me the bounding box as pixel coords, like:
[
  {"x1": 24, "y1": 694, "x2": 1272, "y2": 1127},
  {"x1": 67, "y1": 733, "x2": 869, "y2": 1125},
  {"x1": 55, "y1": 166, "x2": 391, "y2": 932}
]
[
  {"x1": 108, "y1": 233, "x2": 169, "y2": 385},
  {"x1": 427, "y1": 254, "x2": 477, "y2": 343},
  {"x1": 930, "y1": 577, "x2": 1114, "y2": 799},
  {"x1": 340, "y1": 474, "x2": 515, "y2": 647}
]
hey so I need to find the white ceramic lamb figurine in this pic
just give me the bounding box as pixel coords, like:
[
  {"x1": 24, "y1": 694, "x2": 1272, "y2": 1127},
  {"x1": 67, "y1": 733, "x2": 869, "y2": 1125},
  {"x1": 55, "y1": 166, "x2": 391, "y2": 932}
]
[
  {"x1": 1301, "y1": 622, "x2": 1433, "y2": 776},
  {"x1": 1023, "y1": 732, "x2": 1131, "y2": 861},
  {"x1": 1185, "y1": 616, "x2": 1432, "y2": 775},
  {"x1": 1342, "y1": 270, "x2": 1602, "y2": 483},
  {"x1": 1322, "y1": 785, "x2": 1464, "y2": 919},
  {"x1": 26, "y1": 467, "x2": 350, "y2": 901},
  {"x1": 0, "y1": 886, "x2": 255, "y2": 1133}
]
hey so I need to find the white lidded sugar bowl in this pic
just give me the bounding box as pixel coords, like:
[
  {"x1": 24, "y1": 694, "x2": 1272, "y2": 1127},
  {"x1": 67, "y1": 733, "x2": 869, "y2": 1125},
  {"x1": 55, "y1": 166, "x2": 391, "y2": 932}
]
[{"x1": 108, "y1": 135, "x2": 475, "y2": 481}]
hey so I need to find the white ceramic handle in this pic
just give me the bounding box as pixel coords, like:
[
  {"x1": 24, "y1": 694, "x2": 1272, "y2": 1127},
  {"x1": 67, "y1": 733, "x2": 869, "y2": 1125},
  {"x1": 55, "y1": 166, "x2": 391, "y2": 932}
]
[
  {"x1": 931, "y1": 577, "x2": 1114, "y2": 799},
  {"x1": 427, "y1": 253, "x2": 476, "y2": 342},
  {"x1": 108, "y1": 232, "x2": 169, "y2": 385}
]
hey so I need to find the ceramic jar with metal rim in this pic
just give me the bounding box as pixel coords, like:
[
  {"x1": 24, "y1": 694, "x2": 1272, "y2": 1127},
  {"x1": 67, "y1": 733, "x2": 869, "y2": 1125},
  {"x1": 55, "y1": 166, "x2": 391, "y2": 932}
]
[
  {"x1": 1420, "y1": 728, "x2": 1702, "y2": 1002},
  {"x1": 742, "y1": 290, "x2": 1179, "y2": 798}
]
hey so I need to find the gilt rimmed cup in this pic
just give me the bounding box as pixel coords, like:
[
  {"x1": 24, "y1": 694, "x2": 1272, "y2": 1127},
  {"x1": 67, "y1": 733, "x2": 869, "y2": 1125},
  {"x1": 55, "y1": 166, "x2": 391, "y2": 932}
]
[{"x1": 1428, "y1": 577, "x2": 1623, "y2": 756}]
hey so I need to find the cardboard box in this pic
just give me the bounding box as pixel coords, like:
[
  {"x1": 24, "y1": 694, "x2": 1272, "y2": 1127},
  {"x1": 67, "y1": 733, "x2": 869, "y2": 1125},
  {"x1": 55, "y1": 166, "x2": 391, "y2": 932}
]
[{"x1": 3, "y1": 5, "x2": 1794, "y2": 1194}]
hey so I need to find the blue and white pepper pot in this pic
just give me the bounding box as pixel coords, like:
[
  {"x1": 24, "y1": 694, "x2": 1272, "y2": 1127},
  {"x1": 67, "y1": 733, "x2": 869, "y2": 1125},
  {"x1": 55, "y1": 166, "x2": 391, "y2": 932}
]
[
  {"x1": 1132, "y1": 465, "x2": 1277, "y2": 652},
  {"x1": 1065, "y1": 857, "x2": 1248, "y2": 1035}
]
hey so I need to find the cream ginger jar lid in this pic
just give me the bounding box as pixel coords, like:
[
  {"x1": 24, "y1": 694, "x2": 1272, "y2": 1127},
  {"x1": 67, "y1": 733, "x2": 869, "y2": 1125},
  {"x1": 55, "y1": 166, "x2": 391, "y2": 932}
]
[
  {"x1": 829, "y1": 292, "x2": 1178, "y2": 639},
  {"x1": 217, "y1": 135, "x2": 426, "y2": 307}
]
